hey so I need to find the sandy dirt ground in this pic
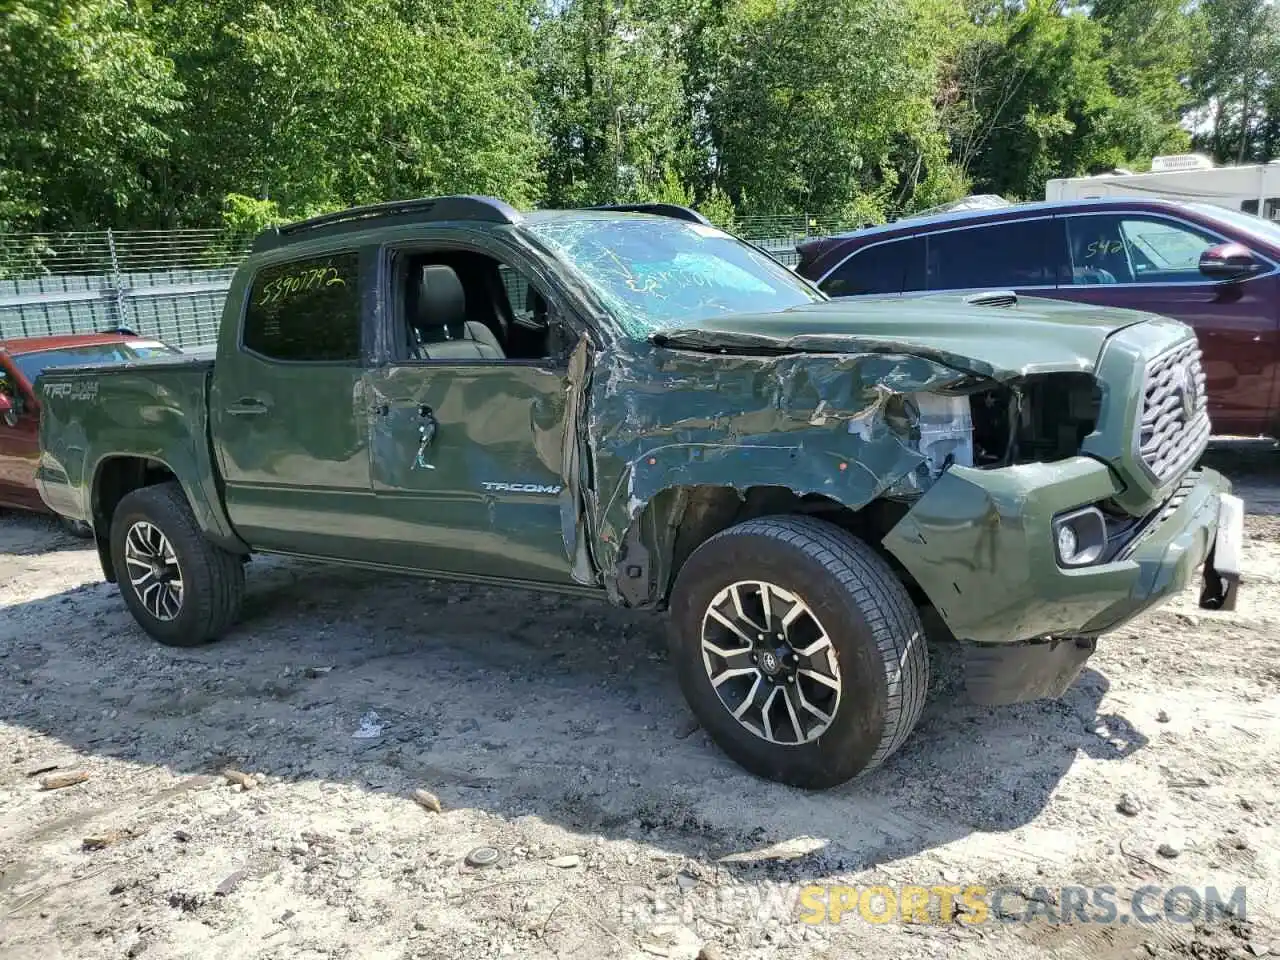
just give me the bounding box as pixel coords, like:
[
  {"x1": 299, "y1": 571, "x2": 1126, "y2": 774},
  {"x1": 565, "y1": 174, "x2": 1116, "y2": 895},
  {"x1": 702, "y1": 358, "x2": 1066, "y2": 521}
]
[{"x1": 1, "y1": 441, "x2": 1278, "y2": 960}]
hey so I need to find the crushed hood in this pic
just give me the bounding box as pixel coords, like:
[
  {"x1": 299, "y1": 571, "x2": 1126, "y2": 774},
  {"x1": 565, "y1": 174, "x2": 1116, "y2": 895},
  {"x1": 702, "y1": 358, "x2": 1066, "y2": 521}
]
[{"x1": 649, "y1": 293, "x2": 1156, "y2": 382}]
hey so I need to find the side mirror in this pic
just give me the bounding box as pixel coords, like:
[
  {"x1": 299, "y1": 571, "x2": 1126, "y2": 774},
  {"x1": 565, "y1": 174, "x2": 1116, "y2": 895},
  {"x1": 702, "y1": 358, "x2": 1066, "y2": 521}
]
[
  {"x1": 0, "y1": 393, "x2": 16, "y2": 428},
  {"x1": 1199, "y1": 242, "x2": 1267, "y2": 281}
]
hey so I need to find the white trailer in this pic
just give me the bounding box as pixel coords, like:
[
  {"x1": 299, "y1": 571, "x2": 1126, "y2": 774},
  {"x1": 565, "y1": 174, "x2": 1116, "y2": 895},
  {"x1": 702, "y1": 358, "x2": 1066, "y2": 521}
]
[{"x1": 1046, "y1": 154, "x2": 1280, "y2": 221}]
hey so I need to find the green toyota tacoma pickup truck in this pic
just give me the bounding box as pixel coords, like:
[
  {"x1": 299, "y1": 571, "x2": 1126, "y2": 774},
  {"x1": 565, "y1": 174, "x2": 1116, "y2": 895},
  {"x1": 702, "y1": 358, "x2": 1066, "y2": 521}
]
[{"x1": 35, "y1": 197, "x2": 1244, "y2": 789}]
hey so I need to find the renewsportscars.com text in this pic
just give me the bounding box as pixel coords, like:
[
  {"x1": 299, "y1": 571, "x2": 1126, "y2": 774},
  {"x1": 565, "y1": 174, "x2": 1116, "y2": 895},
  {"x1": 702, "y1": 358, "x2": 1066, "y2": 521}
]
[
  {"x1": 797, "y1": 884, "x2": 1247, "y2": 926},
  {"x1": 611, "y1": 883, "x2": 1247, "y2": 928}
]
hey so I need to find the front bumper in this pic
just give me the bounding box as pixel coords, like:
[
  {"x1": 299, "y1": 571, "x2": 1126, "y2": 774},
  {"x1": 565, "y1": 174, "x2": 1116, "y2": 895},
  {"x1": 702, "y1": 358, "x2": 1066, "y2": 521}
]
[{"x1": 882, "y1": 457, "x2": 1241, "y2": 646}]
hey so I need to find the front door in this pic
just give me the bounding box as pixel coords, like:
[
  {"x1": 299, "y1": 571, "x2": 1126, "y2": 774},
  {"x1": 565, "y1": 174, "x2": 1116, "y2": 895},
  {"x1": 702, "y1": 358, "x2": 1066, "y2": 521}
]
[
  {"x1": 365, "y1": 245, "x2": 578, "y2": 584},
  {"x1": 210, "y1": 248, "x2": 377, "y2": 559},
  {"x1": 1054, "y1": 212, "x2": 1280, "y2": 434},
  {"x1": 0, "y1": 357, "x2": 42, "y2": 511}
]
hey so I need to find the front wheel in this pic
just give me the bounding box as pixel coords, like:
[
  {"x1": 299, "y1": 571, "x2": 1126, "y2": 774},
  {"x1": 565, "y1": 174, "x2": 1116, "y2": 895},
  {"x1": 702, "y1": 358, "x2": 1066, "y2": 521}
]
[
  {"x1": 667, "y1": 515, "x2": 929, "y2": 789},
  {"x1": 109, "y1": 481, "x2": 245, "y2": 647}
]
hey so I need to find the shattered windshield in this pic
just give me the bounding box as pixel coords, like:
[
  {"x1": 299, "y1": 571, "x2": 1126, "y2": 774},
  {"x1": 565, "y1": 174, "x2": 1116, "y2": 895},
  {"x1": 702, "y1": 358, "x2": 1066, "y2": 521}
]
[{"x1": 526, "y1": 216, "x2": 826, "y2": 336}]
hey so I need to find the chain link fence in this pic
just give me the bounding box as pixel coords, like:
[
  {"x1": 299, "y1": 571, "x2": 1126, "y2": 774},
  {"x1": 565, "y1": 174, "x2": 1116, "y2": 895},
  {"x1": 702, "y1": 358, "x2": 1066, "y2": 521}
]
[
  {"x1": 0, "y1": 229, "x2": 251, "y2": 347},
  {"x1": 0, "y1": 215, "x2": 861, "y2": 347}
]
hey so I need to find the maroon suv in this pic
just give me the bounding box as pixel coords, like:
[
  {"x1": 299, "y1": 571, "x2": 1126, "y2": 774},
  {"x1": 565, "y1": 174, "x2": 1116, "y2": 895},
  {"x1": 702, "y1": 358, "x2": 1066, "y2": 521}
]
[{"x1": 796, "y1": 198, "x2": 1280, "y2": 440}]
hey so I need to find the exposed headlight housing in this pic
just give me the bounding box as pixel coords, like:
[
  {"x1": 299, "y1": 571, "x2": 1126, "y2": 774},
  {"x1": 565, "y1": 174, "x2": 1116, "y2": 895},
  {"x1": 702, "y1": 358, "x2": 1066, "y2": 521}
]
[{"x1": 1052, "y1": 506, "x2": 1107, "y2": 567}]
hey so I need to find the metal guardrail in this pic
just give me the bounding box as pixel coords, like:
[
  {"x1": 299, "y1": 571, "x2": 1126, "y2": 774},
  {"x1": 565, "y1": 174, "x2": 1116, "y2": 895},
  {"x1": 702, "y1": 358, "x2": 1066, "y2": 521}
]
[{"x1": 0, "y1": 219, "x2": 854, "y2": 346}]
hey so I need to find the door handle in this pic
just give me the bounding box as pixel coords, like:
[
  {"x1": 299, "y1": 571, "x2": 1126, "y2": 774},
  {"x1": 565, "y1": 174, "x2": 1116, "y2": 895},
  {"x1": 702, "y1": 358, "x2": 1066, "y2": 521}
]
[
  {"x1": 412, "y1": 405, "x2": 437, "y2": 470},
  {"x1": 226, "y1": 398, "x2": 270, "y2": 416},
  {"x1": 417, "y1": 405, "x2": 437, "y2": 446}
]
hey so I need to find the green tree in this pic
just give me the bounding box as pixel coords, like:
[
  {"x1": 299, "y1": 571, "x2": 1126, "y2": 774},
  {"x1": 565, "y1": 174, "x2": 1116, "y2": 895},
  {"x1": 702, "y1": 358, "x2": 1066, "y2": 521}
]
[
  {"x1": 951, "y1": 1, "x2": 1128, "y2": 200},
  {"x1": 532, "y1": 0, "x2": 689, "y2": 207},
  {"x1": 1192, "y1": 0, "x2": 1280, "y2": 164},
  {"x1": 697, "y1": 0, "x2": 963, "y2": 220},
  {"x1": 150, "y1": 0, "x2": 544, "y2": 225},
  {"x1": 1091, "y1": 0, "x2": 1195, "y2": 163},
  {"x1": 0, "y1": 0, "x2": 182, "y2": 231}
]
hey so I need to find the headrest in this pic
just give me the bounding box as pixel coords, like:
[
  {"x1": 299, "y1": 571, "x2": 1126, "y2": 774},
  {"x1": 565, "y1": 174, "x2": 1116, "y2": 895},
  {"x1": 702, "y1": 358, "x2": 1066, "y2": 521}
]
[{"x1": 415, "y1": 264, "x2": 467, "y2": 339}]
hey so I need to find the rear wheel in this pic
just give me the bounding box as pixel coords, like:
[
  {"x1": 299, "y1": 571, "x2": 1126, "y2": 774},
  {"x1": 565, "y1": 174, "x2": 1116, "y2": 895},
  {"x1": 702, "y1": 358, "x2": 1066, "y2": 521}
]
[
  {"x1": 667, "y1": 515, "x2": 929, "y2": 789},
  {"x1": 109, "y1": 481, "x2": 245, "y2": 647}
]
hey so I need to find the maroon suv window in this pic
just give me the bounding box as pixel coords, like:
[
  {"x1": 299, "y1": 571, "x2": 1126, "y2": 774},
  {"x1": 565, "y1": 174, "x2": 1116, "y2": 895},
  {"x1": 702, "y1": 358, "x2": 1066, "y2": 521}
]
[
  {"x1": 925, "y1": 219, "x2": 1068, "y2": 291},
  {"x1": 1064, "y1": 214, "x2": 1220, "y2": 285},
  {"x1": 822, "y1": 237, "x2": 925, "y2": 296}
]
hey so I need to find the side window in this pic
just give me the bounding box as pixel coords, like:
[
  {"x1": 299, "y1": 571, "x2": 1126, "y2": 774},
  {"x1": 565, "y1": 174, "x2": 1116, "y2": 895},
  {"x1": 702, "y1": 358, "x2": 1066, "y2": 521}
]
[
  {"x1": 1065, "y1": 215, "x2": 1218, "y2": 285},
  {"x1": 395, "y1": 250, "x2": 568, "y2": 363},
  {"x1": 925, "y1": 219, "x2": 1067, "y2": 291},
  {"x1": 822, "y1": 238, "x2": 925, "y2": 297},
  {"x1": 243, "y1": 253, "x2": 362, "y2": 362}
]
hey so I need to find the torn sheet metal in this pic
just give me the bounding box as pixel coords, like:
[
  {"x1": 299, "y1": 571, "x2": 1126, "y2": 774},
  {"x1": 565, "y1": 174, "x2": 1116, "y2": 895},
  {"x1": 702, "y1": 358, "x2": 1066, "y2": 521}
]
[{"x1": 577, "y1": 340, "x2": 978, "y2": 587}]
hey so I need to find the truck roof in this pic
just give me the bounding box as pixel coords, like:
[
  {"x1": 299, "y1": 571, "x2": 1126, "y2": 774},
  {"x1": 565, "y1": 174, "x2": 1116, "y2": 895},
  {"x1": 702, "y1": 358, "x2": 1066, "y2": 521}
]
[{"x1": 249, "y1": 197, "x2": 713, "y2": 254}]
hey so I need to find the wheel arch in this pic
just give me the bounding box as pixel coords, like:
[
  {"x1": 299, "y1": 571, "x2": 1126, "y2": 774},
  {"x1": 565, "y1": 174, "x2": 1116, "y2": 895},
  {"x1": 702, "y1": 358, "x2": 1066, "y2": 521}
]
[
  {"x1": 91, "y1": 453, "x2": 246, "y2": 583},
  {"x1": 605, "y1": 483, "x2": 919, "y2": 611}
]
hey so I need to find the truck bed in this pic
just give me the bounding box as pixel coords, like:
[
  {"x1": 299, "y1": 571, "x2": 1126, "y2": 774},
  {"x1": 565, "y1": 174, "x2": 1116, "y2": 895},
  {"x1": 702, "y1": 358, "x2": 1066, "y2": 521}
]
[{"x1": 35, "y1": 356, "x2": 216, "y2": 525}]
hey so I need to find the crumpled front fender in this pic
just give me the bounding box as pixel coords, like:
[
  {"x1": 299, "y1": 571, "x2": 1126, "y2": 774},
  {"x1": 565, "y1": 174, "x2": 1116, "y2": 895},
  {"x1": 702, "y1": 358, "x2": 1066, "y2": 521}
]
[{"x1": 579, "y1": 342, "x2": 978, "y2": 605}]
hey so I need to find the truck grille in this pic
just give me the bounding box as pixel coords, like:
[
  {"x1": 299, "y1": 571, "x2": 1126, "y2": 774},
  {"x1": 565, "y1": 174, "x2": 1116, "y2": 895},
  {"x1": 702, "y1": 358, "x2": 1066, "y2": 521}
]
[{"x1": 1137, "y1": 340, "x2": 1210, "y2": 484}]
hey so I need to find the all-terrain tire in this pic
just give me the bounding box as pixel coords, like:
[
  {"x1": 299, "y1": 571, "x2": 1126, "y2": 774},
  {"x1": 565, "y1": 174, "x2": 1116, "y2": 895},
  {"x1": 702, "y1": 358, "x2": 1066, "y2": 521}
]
[
  {"x1": 108, "y1": 481, "x2": 245, "y2": 647},
  {"x1": 667, "y1": 515, "x2": 929, "y2": 789}
]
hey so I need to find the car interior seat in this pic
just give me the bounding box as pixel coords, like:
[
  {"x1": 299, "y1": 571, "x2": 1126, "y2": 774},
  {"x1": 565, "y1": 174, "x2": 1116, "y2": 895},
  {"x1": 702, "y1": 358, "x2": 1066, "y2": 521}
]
[{"x1": 411, "y1": 264, "x2": 505, "y2": 360}]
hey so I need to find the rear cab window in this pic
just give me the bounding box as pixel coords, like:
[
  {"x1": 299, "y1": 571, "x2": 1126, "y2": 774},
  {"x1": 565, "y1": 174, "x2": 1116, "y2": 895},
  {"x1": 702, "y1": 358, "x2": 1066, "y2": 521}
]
[{"x1": 242, "y1": 252, "x2": 363, "y2": 362}]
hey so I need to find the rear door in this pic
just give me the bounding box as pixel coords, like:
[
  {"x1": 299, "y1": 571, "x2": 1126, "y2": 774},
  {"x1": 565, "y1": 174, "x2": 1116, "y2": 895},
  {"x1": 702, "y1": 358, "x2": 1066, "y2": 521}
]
[
  {"x1": 0, "y1": 355, "x2": 42, "y2": 510},
  {"x1": 1052, "y1": 211, "x2": 1279, "y2": 433},
  {"x1": 210, "y1": 248, "x2": 380, "y2": 559}
]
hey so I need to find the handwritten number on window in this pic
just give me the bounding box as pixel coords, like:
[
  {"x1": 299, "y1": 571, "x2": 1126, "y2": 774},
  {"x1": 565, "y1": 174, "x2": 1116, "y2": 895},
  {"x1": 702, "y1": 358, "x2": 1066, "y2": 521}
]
[
  {"x1": 256, "y1": 265, "x2": 347, "y2": 306},
  {"x1": 1084, "y1": 237, "x2": 1124, "y2": 259}
]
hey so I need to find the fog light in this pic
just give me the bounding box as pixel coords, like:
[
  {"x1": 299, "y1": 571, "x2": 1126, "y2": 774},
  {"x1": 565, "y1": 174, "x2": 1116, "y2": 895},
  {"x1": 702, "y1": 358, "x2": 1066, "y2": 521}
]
[
  {"x1": 1052, "y1": 506, "x2": 1107, "y2": 567},
  {"x1": 1056, "y1": 524, "x2": 1078, "y2": 562}
]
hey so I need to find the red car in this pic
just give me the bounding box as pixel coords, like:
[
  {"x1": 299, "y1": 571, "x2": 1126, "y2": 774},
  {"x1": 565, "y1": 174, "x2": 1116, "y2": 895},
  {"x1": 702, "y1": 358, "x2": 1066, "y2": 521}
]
[
  {"x1": 0, "y1": 330, "x2": 181, "y2": 529},
  {"x1": 796, "y1": 198, "x2": 1280, "y2": 441}
]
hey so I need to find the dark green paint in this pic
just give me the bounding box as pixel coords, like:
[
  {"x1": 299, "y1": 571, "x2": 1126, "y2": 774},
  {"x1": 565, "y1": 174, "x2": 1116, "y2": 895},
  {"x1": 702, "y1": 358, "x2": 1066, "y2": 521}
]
[
  {"x1": 34, "y1": 206, "x2": 1229, "y2": 649},
  {"x1": 882, "y1": 459, "x2": 1228, "y2": 643},
  {"x1": 649, "y1": 293, "x2": 1154, "y2": 381}
]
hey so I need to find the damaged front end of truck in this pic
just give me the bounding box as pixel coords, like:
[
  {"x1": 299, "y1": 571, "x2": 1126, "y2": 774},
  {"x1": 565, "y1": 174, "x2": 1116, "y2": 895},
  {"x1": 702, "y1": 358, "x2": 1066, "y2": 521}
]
[{"x1": 556, "y1": 297, "x2": 1237, "y2": 706}]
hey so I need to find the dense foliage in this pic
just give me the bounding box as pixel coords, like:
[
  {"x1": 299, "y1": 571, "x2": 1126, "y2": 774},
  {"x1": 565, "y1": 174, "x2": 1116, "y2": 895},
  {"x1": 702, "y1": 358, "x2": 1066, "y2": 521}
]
[{"x1": 1, "y1": 0, "x2": 1276, "y2": 231}]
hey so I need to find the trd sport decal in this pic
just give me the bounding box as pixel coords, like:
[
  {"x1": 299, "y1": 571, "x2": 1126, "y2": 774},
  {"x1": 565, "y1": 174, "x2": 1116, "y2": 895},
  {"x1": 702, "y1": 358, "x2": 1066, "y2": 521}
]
[{"x1": 482, "y1": 482, "x2": 563, "y2": 495}]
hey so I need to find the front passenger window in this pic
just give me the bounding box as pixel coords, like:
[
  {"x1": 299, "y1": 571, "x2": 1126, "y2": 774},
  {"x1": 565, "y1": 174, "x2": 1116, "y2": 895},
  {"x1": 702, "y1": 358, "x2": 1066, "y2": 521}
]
[
  {"x1": 394, "y1": 251, "x2": 570, "y2": 363},
  {"x1": 1065, "y1": 215, "x2": 1219, "y2": 285}
]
